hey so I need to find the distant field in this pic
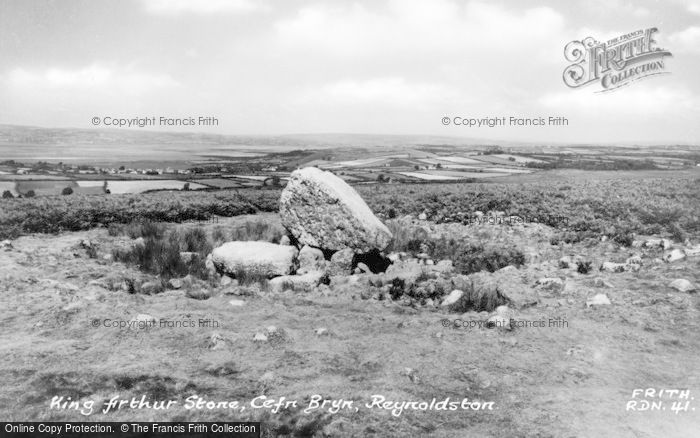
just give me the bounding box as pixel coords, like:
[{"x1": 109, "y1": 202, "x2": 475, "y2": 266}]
[
  {"x1": 397, "y1": 172, "x2": 462, "y2": 180},
  {"x1": 423, "y1": 170, "x2": 508, "y2": 178},
  {"x1": 106, "y1": 180, "x2": 208, "y2": 194},
  {"x1": 192, "y1": 178, "x2": 244, "y2": 189},
  {"x1": 491, "y1": 154, "x2": 545, "y2": 163},
  {"x1": 425, "y1": 156, "x2": 484, "y2": 164},
  {"x1": 0, "y1": 181, "x2": 17, "y2": 196}
]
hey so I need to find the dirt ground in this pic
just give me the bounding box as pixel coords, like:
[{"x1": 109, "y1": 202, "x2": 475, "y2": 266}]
[{"x1": 1, "y1": 214, "x2": 699, "y2": 437}]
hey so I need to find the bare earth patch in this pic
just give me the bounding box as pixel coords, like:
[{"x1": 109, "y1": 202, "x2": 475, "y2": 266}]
[{"x1": 1, "y1": 214, "x2": 699, "y2": 437}]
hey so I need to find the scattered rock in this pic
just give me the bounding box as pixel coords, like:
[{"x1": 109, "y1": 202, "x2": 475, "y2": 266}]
[
  {"x1": 644, "y1": 238, "x2": 672, "y2": 250},
  {"x1": 269, "y1": 271, "x2": 325, "y2": 293},
  {"x1": 297, "y1": 245, "x2": 326, "y2": 274},
  {"x1": 669, "y1": 279, "x2": 696, "y2": 293},
  {"x1": 441, "y1": 289, "x2": 464, "y2": 307},
  {"x1": 402, "y1": 367, "x2": 420, "y2": 384},
  {"x1": 487, "y1": 305, "x2": 513, "y2": 330},
  {"x1": 600, "y1": 262, "x2": 627, "y2": 273},
  {"x1": 0, "y1": 239, "x2": 12, "y2": 250},
  {"x1": 536, "y1": 277, "x2": 565, "y2": 292},
  {"x1": 185, "y1": 288, "x2": 211, "y2": 300},
  {"x1": 586, "y1": 294, "x2": 611, "y2": 307},
  {"x1": 167, "y1": 278, "x2": 183, "y2": 290},
  {"x1": 220, "y1": 275, "x2": 233, "y2": 287},
  {"x1": 626, "y1": 255, "x2": 643, "y2": 266},
  {"x1": 355, "y1": 262, "x2": 370, "y2": 274},
  {"x1": 418, "y1": 212, "x2": 428, "y2": 221},
  {"x1": 279, "y1": 235, "x2": 291, "y2": 246},
  {"x1": 663, "y1": 249, "x2": 686, "y2": 263},
  {"x1": 207, "y1": 332, "x2": 226, "y2": 350},
  {"x1": 315, "y1": 327, "x2": 329, "y2": 336},
  {"x1": 279, "y1": 166, "x2": 393, "y2": 253},
  {"x1": 133, "y1": 313, "x2": 156, "y2": 324},
  {"x1": 684, "y1": 245, "x2": 700, "y2": 257},
  {"x1": 211, "y1": 241, "x2": 298, "y2": 277},
  {"x1": 593, "y1": 277, "x2": 613, "y2": 288},
  {"x1": 328, "y1": 248, "x2": 354, "y2": 275},
  {"x1": 253, "y1": 332, "x2": 268, "y2": 342},
  {"x1": 139, "y1": 281, "x2": 163, "y2": 294}
]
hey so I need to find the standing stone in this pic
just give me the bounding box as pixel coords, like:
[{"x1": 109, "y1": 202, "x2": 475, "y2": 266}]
[
  {"x1": 211, "y1": 241, "x2": 298, "y2": 278},
  {"x1": 279, "y1": 167, "x2": 392, "y2": 253}
]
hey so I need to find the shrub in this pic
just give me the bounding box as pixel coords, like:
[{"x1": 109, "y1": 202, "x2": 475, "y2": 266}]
[
  {"x1": 388, "y1": 278, "x2": 406, "y2": 300},
  {"x1": 452, "y1": 244, "x2": 525, "y2": 275},
  {"x1": 611, "y1": 229, "x2": 634, "y2": 247},
  {"x1": 2, "y1": 190, "x2": 13, "y2": 199},
  {"x1": 576, "y1": 261, "x2": 593, "y2": 274},
  {"x1": 669, "y1": 223, "x2": 687, "y2": 243},
  {"x1": 182, "y1": 227, "x2": 211, "y2": 253},
  {"x1": 62, "y1": 187, "x2": 73, "y2": 195}
]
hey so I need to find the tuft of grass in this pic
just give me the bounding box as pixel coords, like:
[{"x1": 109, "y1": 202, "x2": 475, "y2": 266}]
[
  {"x1": 230, "y1": 220, "x2": 284, "y2": 243},
  {"x1": 448, "y1": 280, "x2": 509, "y2": 313},
  {"x1": 113, "y1": 224, "x2": 212, "y2": 282}
]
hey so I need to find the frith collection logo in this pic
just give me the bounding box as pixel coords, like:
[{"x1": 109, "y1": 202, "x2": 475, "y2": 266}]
[{"x1": 563, "y1": 28, "x2": 672, "y2": 92}]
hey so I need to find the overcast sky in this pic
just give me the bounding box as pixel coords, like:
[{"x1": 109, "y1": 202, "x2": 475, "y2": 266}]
[{"x1": 0, "y1": 0, "x2": 699, "y2": 143}]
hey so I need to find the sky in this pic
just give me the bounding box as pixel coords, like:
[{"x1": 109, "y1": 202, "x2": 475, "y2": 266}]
[{"x1": 0, "y1": 0, "x2": 699, "y2": 144}]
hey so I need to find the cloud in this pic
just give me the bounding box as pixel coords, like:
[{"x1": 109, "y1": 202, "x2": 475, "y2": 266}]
[
  {"x1": 668, "y1": 26, "x2": 700, "y2": 53},
  {"x1": 141, "y1": 0, "x2": 264, "y2": 15},
  {"x1": 676, "y1": 0, "x2": 700, "y2": 14},
  {"x1": 5, "y1": 65, "x2": 179, "y2": 96},
  {"x1": 274, "y1": 0, "x2": 566, "y2": 58},
  {"x1": 539, "y1": 85, "x2": 700, "y2": 116},
  {"x1": 299, "y1": 77, "x2": 447, "y2": 106}
]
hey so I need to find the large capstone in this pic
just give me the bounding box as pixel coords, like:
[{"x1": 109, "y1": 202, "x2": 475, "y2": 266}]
[
  {"x1": 211, "y1": 241, "x2": 298, "y2": 278},
  {"x1": 279, "y1": 167, "x2": 393, "y2": 253}
]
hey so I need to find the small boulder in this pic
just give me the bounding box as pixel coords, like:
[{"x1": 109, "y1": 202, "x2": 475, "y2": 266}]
[
  {"x1": 684, "y1": 245, "x2": 700, "y2": 257},
  {"x1": 139, "y1": 281, "x2": 163, "y2": 294},
  {"x1": 211, "y1": 241, "x2": 298, "y2": 278},
  {"x1": 269, "y1": 271, "x2": 325, "y2": 293},
  {"x1": 297, "y1": 245, "x2": 326, "y2": 274},
  {"x1": 328, "y1": 248, "x2": 354, "y2": 276},
  {"x1": 441, "y1": 289, "x2": 464, "y2": 307},
  {"x1": 229, "y1": 299, "x2": 246, "y2": 307},
  {"x1": 133, "y1": 313, "x2": 157, "y2": 325},
  {"x1": 168, "y1": 278, "x2": 183, "y2": 290},
  {"x1": 315, "y1": 327, "x2": 329, "y2": 336},
  {"x1": 586, "y1": 294, "x2": 611, "y2": 307},
  {"x1": 669, "y1": 279, "x2": 696, "y2": 293},
  {"x1": 663, "y1": 249, "x2": 686, "y2": 263},
  {"x1": 207, "y1": 332, "x2": 227, "y2": 350}
]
